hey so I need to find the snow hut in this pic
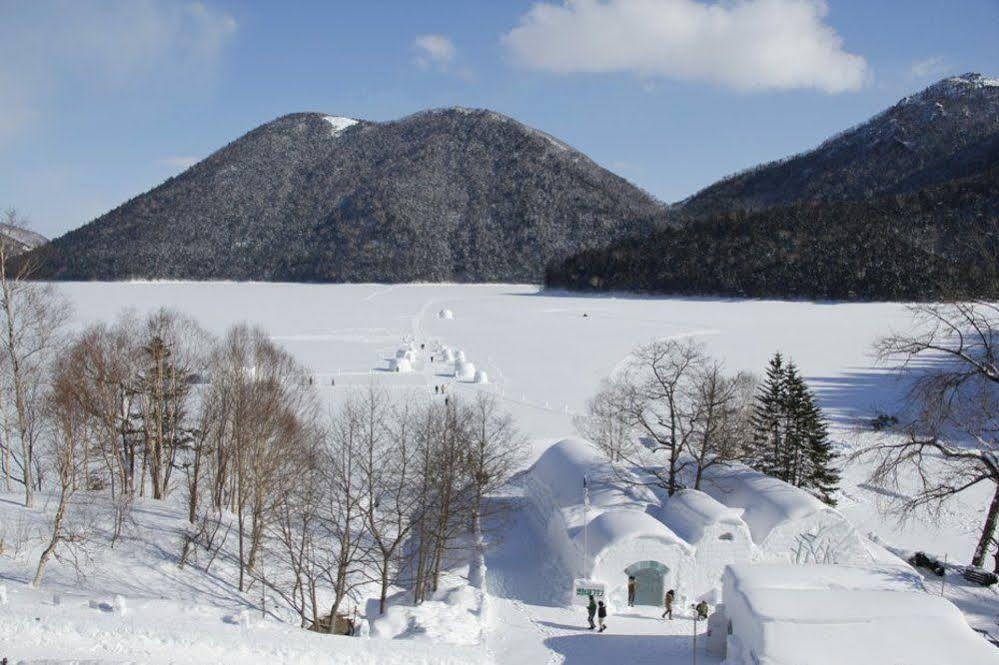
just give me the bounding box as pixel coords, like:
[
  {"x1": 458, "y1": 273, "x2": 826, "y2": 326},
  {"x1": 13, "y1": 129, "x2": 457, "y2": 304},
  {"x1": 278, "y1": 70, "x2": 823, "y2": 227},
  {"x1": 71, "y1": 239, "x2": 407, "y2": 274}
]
[
  {"x1": 454, "y1": 360, "x2": 476, "y2": 381},
  {"x1": 720, "y1": 563, "x2": 998, "y2": 665},
  {"x1": 576, "y1": 510, "x2": 694, "y2": 608},
  {"x1": 525, "y1": 438, "x2": 695, "y2": 607},
  {"x1": 699, "y1": 464, "x2": 870, "y2": 564},
  {"x1": 389, "y1": 357, "x2": 413, "y2": 373},
  {"x1": 658, "y1": 489, "x2": 753, "y2": 599},
  {"x1": 473, "y1": 369, "x2": 489, "y2": 384}
]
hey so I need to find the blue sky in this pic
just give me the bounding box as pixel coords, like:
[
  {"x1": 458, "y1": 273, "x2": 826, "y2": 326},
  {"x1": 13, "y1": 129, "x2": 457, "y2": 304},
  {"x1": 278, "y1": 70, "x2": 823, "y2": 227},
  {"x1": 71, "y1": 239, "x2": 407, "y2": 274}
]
[{"x1": 1, "y1": 0, "x2": 996, "y2": 239}]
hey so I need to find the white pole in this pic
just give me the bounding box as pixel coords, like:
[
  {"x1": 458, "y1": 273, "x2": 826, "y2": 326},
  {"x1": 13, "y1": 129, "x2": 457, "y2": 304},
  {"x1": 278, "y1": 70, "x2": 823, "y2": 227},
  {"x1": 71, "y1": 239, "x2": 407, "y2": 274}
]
[{"x1": 583, "y1": 475, "x2": 589, "y2": 579}]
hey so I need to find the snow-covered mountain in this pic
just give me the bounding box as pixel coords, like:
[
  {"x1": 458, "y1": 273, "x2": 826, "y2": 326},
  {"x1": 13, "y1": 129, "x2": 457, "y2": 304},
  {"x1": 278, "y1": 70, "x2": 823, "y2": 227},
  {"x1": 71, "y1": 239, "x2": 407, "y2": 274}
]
[
  {"x1": 679, "y1": 73, "x2": 999, "y2": 218},
  {"x1": 0, "y1": 223, "x2": 47, "y2": 255},
  {"x1": 27, "y1": 108, "x2": 669, "y2": 282}
]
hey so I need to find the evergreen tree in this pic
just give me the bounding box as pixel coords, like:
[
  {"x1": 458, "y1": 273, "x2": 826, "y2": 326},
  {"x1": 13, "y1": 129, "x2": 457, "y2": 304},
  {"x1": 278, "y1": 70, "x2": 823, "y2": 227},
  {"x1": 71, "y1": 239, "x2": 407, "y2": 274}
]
[
  {"x1": 749, "y1": 352, "x2": 785, "y2": 477},
  {"x1": 749, "y1": 352, "x2": 840, "y2": 505}
]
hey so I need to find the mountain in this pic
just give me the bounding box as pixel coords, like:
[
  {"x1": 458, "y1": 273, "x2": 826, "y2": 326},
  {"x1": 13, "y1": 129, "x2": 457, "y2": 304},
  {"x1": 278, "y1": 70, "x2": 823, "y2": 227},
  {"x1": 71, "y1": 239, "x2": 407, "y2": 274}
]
[
  {"x1": 26, "y1": 109, "x2": 670, "y2": 282},
  {"x1": 547, "y1": 165, "x2": 999, "y2": 301},
  {"x1": 0, "y1": 223, "x2": 47, "y2": 255},
  {"x1": 679, "y1": 73, "x2": 999, "y2": 219},
  {"x1": 549, "y1": 73, "x2": 999, "y2": 301}
]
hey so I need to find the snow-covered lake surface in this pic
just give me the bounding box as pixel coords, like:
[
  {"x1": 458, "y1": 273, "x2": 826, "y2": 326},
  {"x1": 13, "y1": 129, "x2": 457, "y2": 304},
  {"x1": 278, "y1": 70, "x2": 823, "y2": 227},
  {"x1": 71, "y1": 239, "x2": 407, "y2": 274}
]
[{"x1": 2, "y1": 282, "x2": 995, "y2": 663}]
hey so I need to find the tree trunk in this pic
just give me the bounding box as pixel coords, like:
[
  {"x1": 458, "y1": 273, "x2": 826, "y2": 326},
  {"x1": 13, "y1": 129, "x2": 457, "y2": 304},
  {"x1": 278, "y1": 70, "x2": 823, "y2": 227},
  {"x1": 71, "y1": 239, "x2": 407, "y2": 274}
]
[{"x1": 972, "y1": 482, "x2": 999, "y2": 567}]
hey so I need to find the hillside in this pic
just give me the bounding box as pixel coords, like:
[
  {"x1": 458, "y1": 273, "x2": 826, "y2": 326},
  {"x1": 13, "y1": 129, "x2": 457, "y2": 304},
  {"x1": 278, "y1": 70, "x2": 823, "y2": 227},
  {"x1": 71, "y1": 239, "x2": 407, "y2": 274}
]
[
  {"x1": 679, "y1": 73, "x2": 999, "y2": 219},
  {"x1": 547, "y1": 166, "x2": 999, "y2": 300},
  {"x1": 0, "y1": 223, "x2": 46, "y2": 256},
  {"x1": 25, "y1": 109, "x2": 670, "y2": 282}
]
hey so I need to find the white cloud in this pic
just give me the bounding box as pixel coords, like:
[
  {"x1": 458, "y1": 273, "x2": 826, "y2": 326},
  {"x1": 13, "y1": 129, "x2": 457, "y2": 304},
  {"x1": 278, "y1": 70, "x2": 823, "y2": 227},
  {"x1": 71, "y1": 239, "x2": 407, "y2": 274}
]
[
  {"x1": 502, "y1": 0, "x2": 870, "y2": 93},
  {"x1": 413, "y1": 34, "x2": 457, "y2": 71},
  {"x1": 0, "y1": 1, "x2": 237, "y2": 145},
  {"x1": 910, "y1": 56, "x2": 948, "y2": 80},
  {"x1": 159, "y1": 155, "x2": 201, "y2": 170}
]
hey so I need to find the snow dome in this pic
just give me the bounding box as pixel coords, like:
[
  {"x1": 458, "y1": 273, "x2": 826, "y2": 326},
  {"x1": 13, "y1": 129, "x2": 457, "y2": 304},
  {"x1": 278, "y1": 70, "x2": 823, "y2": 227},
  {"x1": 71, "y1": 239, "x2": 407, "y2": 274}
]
[
  {"x1": 473, "y1": 370, "x2": 489, "y2": 384},
  {"x1": 657, "y1": 489, "x2": 754, "y2": 598},
  {"x1": 390, "y1": 357, "x2": 413, "y2": 373},
  {"x1": 454, "y1": 360, "x2": 476, "y2": 381},
  {"x1": 575, "y1": 510, "x2": 694, "y2": 609},
  {"x1": 699, "y1": 464, "x2": 870, "y2": 565}
]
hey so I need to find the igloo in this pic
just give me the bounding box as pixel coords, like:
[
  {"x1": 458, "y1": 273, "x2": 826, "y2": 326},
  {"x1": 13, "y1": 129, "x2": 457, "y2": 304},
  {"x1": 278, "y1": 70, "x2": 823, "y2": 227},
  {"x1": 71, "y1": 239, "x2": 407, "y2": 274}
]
[
  {"x1": 698, "y1": 464, "x2": 871, "y2": 565},
  {"x1": 657, "y1": 489, "x2": 754, "y2": 599},
  {"x1": 577, "y1": 510, "x2": 694, "y2": 609},
  {"x1": 390, "y1": 357, "x2": 413, "y2": 373},
  {"x1": 454, "y1": 360, "x2": 476, "y2": 381}
]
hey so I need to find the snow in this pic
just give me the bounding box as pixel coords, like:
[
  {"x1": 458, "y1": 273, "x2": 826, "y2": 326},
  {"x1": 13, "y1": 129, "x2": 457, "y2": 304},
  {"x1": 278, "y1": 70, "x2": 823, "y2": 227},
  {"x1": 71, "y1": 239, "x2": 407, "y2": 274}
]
[
  {"x1": 454, "y1": 358, "x2": 476, "y2": 380},
  {"x1": 657, "y1": 489, "x2": 746, "y2": 545},
  {"x1": 323, "y1": 115, "x2": 359, "y2": 135},
  {"x1": 1, "y1": 281, "x2": 993, "y2": 663},
  {"x1": 696, "y1": 463, "x2": 871, "y2": 565},
  {"x1": 722, "y1": 563, "x2": 999, "y2": 665},
  {"x1": 473, "y1": 369, "x2": 489, "y2": 384}
]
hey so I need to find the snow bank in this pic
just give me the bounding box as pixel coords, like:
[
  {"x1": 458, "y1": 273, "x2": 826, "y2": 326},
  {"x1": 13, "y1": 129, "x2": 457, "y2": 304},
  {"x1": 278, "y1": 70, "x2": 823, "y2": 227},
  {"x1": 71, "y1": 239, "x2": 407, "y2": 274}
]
[
  {"x1": 721, "y1": 563, "x2": 997, "y2": 665},
  {"x1": 699, "y1": 464, "x2": 870, "y2": 564},
  {"x1": 370, "y1": 582, "x2": 488, "y2": 647}
]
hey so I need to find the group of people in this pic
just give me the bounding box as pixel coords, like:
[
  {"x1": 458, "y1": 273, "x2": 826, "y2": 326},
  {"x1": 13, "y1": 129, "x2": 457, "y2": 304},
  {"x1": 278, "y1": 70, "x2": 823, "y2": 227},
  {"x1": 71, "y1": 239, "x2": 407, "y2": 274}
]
[{"x1": 583, "y1": 578, "x2": 709, "y2": 633}]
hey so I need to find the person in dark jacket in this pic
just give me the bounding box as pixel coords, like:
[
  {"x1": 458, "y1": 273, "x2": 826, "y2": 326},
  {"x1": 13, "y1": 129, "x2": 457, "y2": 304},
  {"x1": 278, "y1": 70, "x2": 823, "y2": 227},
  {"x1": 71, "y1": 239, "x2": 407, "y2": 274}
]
[
  {"x1": 627, "y1": 576, "x2": 637, "y2": 607},
  {"x1": 695, "y1": 600, "x2": 709, "y2": 620},
  {"x1": 597, "y1": 601, "x2": 607, "y2": 632},
  {"x1": 586, "y1": 594, "x2": 596, "y2": 630},
  {"x1": 661, "y1": 589, "x2": 675, "y2": 619}
]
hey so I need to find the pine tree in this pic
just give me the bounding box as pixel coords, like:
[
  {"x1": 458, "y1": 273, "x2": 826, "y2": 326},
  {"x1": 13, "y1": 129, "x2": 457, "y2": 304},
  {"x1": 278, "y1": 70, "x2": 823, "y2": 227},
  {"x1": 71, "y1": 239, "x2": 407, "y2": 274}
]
[
  {"x1": 749, "y1": 352, "x2": 840, "y2": 505},
  {"x1": 800, "y1": 393, "x2": 840, "y2": 506},
  {"x1": 749, "y1": 352, "x2": 785, "y2": 477}
]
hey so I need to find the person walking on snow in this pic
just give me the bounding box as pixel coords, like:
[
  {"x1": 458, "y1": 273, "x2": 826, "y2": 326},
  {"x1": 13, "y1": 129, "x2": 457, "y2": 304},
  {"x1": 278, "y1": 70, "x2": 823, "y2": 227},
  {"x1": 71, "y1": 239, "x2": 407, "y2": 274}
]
[
  {"x1": 627, "y1": 576, "x2": 637, "y2": 607},
  {"x1": 586, "y1": 594, "x2": 597, "y2": 630},
  {"x1": 597, "y1": 601, "x2": 607, "y2": 632},
  {"x1": 661, "y1": 589, "x2": 675, "y2": 619}
]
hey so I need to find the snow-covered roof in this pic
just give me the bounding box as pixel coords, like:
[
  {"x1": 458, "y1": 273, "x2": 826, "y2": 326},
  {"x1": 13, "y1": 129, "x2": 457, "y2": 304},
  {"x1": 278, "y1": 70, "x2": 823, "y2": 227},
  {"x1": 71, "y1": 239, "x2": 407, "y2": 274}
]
[
  {"x1": 724, "y1": 563, "x2": 997, "y2": 665},
  {"x1": 528, "y1": 437, "x2": 656, "y2": 512},
  {"x1": 576, "y1": 510, "x2": 693, "y2": 558},
  {"x1": 698, "y1": 464, "x2": 832, "y2": 544},
  {"x1": 657, "y1": 489, "x2": 747, "y2": 544},
  {"x1": 725, "y1": 562, "x2": 925, "y2": 594}
]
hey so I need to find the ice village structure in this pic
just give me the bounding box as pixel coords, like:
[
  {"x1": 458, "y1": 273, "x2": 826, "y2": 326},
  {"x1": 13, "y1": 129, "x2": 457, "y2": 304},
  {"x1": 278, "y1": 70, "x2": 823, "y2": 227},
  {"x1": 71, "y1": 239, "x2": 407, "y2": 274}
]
[{"x1": 523, "y1": 437, "x2": 873, "y2": 609}]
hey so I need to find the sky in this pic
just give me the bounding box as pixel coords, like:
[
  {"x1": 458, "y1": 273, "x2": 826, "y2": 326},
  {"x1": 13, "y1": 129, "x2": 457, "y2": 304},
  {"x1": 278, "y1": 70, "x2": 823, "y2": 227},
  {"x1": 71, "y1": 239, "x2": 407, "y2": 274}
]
[{"x1": 1, "y1": 0, "x2": 997, "y2": 239}]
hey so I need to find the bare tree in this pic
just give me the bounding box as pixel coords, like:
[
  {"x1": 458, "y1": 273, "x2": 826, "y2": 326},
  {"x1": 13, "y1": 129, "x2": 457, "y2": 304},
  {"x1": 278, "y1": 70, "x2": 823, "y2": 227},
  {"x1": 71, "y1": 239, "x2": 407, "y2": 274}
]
[
  {"x1": 575, "y1": 379, "x2": 635, "y2": 463},
  {"x1": 0, "y1": 208, "x2": 69, "y2": 507},
  {"x1": 464, "y1": 393, "x2": 526, "y2": 589},
  {"x1": 860, "y1": 302, "x2": 999, "y2": 568},
  {"x1": 686, "y1": 363, "x2": 755, "y2": 489},
  {"x1": 33, "y1": 349, "x2": 89, "y2": 586},
  {"x1": 597, "y1": 339, "x2": 705, "y2": 495}
]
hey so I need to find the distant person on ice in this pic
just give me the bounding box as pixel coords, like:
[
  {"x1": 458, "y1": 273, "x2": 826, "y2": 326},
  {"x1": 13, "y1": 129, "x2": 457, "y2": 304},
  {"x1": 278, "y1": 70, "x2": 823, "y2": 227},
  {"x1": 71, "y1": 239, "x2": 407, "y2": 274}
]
[
  {"x1": 627, "y1": 576, "x2": 637, "y2": 607},
  {"x1": 695, "y1": 600, "x2": 709, "y2": 621},
  {"x1": 662, "y1": 589, "x2": 675, "y2": 619},
  {"x1": 597, "y1": 601, "x2": 607, "y2": 632},
  {"x1": 586, "y1": 594, "x2": 596, "y2": 630}
]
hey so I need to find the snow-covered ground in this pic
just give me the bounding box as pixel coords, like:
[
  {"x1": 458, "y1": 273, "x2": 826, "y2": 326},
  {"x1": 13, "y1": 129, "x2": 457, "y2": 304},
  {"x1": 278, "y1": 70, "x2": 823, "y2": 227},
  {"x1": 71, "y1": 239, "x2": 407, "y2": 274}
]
[{"x1": 2, "y1": 282, "x2": 996, "y2": 663}]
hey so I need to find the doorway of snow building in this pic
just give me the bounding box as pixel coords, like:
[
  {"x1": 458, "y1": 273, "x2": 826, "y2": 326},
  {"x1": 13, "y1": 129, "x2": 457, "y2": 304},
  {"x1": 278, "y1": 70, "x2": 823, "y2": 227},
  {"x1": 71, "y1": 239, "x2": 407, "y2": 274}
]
[{"x1": 624, "y1": 560, "x2": 668, "y2": 606}]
